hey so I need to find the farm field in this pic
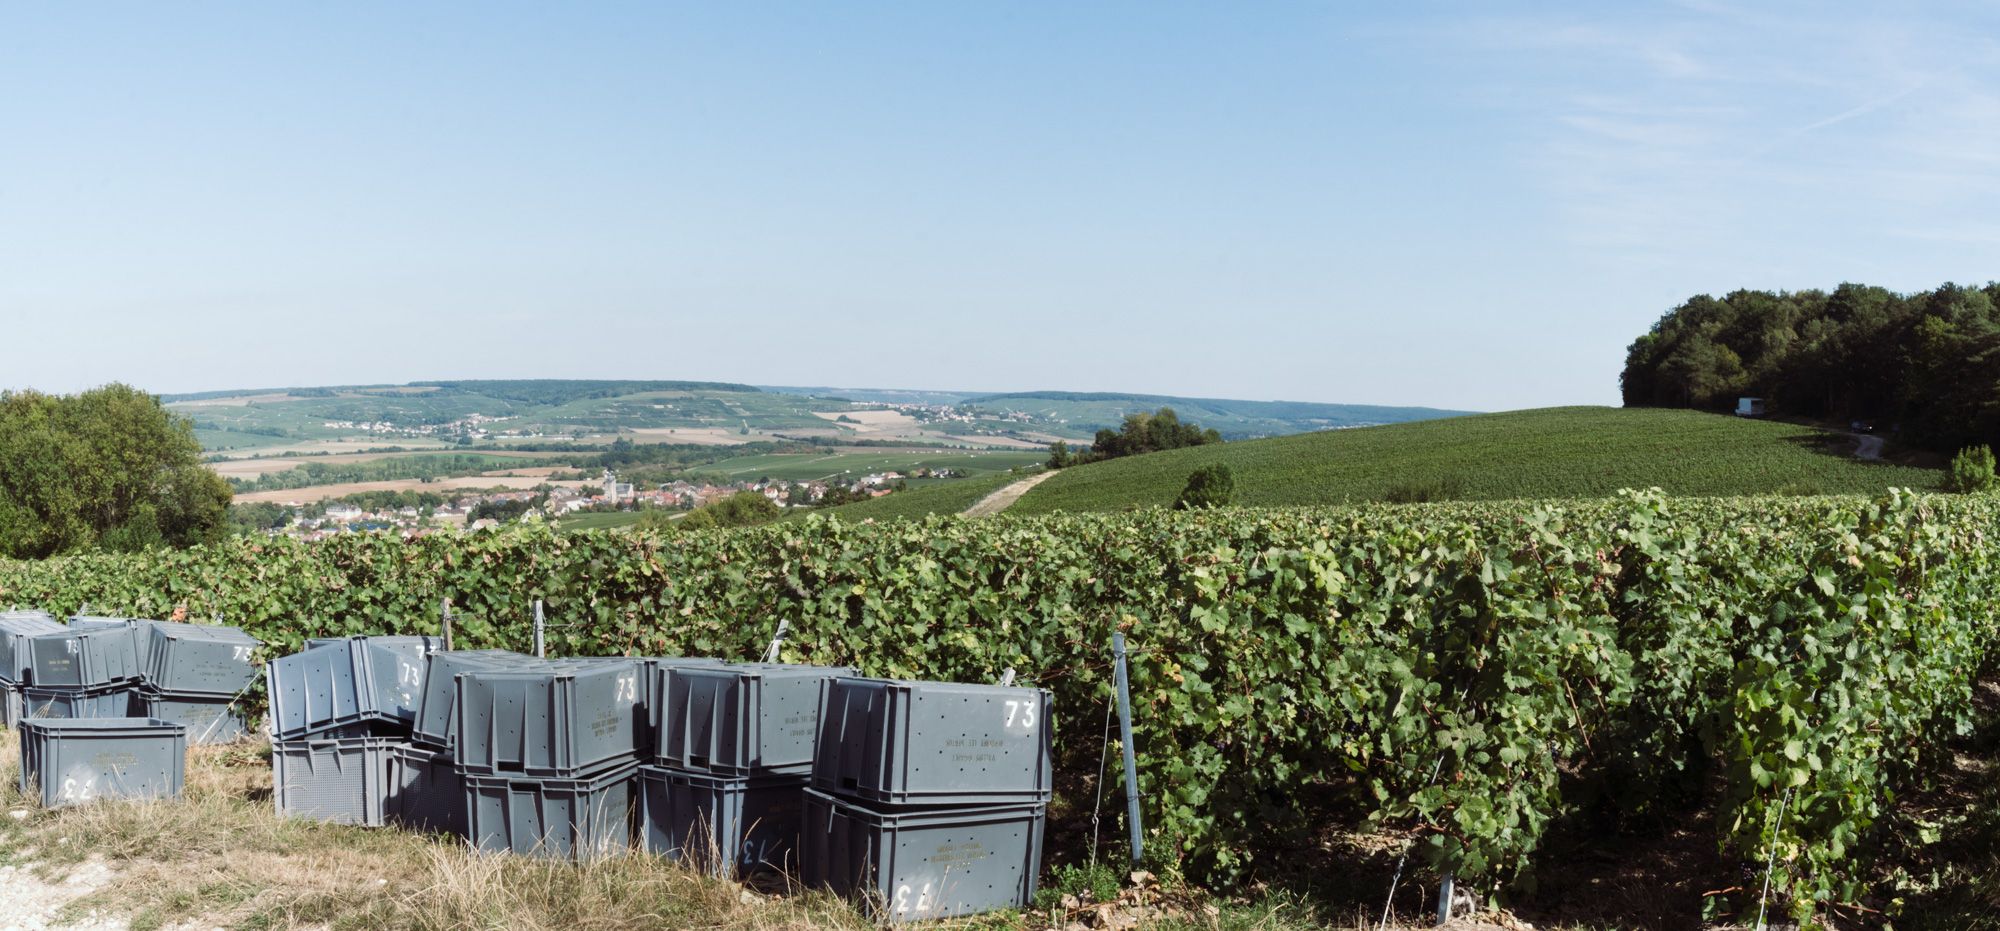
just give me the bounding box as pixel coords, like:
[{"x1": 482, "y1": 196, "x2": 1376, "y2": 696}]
[
  {"x1": 1008, "y1": 406, "x2": 1939, "y2": 514},
  {"x1": 693, "y1": 447, "x2": 1045, "y2": 482},
  {"x1": 209, "y1": 448, "x2": 583, "y2": 479},
  {"x1": 233, "y1": 474, "x2": 593, "y2": 504}
]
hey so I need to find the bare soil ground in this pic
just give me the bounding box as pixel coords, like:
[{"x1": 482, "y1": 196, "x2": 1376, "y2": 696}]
[{"x1": 963, "y1": 469, "x2": 1060, "y2": 516}]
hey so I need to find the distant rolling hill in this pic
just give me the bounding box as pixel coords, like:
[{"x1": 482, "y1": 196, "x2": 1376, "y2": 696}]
[
  {"x1": 820, "y1": 407, "x2": 1940, "y2": 519},
  {"x1": 757, "y1": 385, "x2": 983, "y2": 406},
  {"x1": 169, "y1": 379, "x2": 1469, "y2": 456},
  {"x1": 959, "y1": 391, "x2": 1471, "y2": 439}
]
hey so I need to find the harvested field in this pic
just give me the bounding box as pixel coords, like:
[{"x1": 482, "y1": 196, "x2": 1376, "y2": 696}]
[
  {"x1": 934, "y1": 433, "x2": 1050, "y2": 450},
  {"x1": 812, "y1": 409, "x2": 924, "y2": 433},
  {"x1": 233, "y1": 474, "x2": 593, "y2": 504},
  {"x1": 622, "y1": 428, "x2": 767, "y2": 445},
  {"x1": 167, "y1": 392, "x2": 296, "y2": 407}
]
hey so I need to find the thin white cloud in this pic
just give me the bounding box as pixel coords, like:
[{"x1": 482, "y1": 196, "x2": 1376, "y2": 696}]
[{"x1": 1404, "y1": 2, "x2": 2000, "y2": 273}]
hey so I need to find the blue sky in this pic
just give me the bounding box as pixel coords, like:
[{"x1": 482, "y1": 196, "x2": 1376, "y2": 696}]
[{"x1": 3, "y1": 2, "x2": 1996, "y2": 411}]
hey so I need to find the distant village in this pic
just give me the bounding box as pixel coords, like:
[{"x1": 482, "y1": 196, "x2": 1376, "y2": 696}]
[{"x1": 262, "y1": 467, "x2": 946, "y2": 539}]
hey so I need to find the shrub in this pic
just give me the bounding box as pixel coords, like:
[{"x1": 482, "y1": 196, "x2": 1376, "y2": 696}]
[
  {"x1": 1173, "y1": 464, "x2": 1233, "y2": 509},
  {"x1": 1381, "y1": 475, "x2": 1466, "y2": 504},
  {"x1": 1946, "y1": 445, "x2": 1997, "y2": 493}
]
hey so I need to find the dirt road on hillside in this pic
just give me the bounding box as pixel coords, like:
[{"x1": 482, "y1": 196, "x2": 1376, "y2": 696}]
[{"x1": 962, "y1": 470, "x2": 1059, "y2": 517}]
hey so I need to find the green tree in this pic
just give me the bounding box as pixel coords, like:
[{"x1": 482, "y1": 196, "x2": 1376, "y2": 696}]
[
  {"x1": 227, "y1": 501, "x2": 291, "y2": 535},
  {"x1": 1619, "y1": 280, "x2": 2000, "y2": 455},
  {"x1": 1046, "y1": 440, "x2": 1072, "y2": 469},
  {"x1": 0, "y1": 384, "x2": 231, "y2": 558},
  {"x1": 1946, "y1": 445, "x2": 1997, "y2": 493},
  {"x1": 1085, "y1": 408, "x2": 1224, "y2": 462},
  {"x1": 661, "y1": 491, "x2": 783, "y2": 531},
  {"x1": 1174, "y1": 464, "x2": 1234, "y2": 509}
]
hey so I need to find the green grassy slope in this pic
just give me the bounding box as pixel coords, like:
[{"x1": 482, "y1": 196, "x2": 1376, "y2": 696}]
[{"x1": 1007, "y1": 407, "x2": 1940, "y2": 514}]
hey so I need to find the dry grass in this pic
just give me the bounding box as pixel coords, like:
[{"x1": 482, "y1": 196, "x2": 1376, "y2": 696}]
[
  {"x1": 0, "y1": 734, "x2": 875, "y2": 930},
  {"x1": 0, "y1": 729, "x2": 1378, "y2": 931}
]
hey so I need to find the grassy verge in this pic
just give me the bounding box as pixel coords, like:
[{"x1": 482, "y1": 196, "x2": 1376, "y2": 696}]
[{"x1": 0, "y1": 730, "x2": 1360, "y2": 931}]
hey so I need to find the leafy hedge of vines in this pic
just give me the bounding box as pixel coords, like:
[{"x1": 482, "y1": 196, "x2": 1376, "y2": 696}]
[{"x1": 2, "y1": 489, "x2": 1994, "y2": 921}]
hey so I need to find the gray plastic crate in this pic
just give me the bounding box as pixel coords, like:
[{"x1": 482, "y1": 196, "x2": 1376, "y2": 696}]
[
  {"x1": 801, "y1": 788, "x2": 1046, "y2": 922},
  {"x1": 638, "y1": 765, "x2": 806, "y2": 876},
  {"x1": 146, "y1": 624, "x2": 262, "y2": 696},
  {"x1": 453, "y1": 660, "x2": 648, "y2": 777},
  {"x1": 410, "y1": 649, "x2": 537, "y2": 750},
  {"x1": 0, "y1": 612, "x2": 65, "y2": 686},
  {"x1": 360, "y1": 637, "x2": 443, "y2": 723},
  {"x1": 658, "y1": 663, "x2": 857, "y2": 777},
  {"x1": 2, "y1": 684, "x2": 21, "y2": 729},
  {"x1": 641, "y1": 657, "x2": 727, "y2": 753},
  {"x1": 267, "y1": 637, "x2": 441, "y2": 738},
  {"x1": 267, "y1": 640, "x2": 371, "y2": 737},
  {"x1": 133, "y1": 689, "x2": 248, "y2": 745},
  {"x1": 29, "y1": 627, "x2": 143, "y2": 689},
  {"x1": 23, "y1": 685, "x2": 137, "y2": 719},
  {"x1": 388, "y1": 743, "x2": 466, "y2": 836},
  {"x1": 815, "y1": 678, "x2": 1054, "y2": 806},
  {"x1": 464, "y1": 760, "x2": 638, "y2": 859},
  {"x1": 18, "y1": 717, "x2": 187, "y2": 808},
  {"x1": 271, "y1": 734, "x2": 402, "y2": 825},
  {"x1": 66, "y1": 615, "x2": 133, "y2": 630}
]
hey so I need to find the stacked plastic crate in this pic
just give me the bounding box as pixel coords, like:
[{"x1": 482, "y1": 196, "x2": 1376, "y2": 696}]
[
  {"x1": 451, "y1": 656, "x2": 674, "y2": 857},
  {"x1": 396, "y1": 648, "x2": 537, "y2": 836},
  {"x1": 0, "y1": 609, "x2": 65, "y2": 728},
  {"x1": 639, "y1": 662, "x2": 856, "y2": 877},
  {"x1": 266, "y1": 635, "x2": 444, "y2": 825},
  {"x1": 806, "y1": 678, "x2": 1054, "y2": 922},
  {"x1": 19, "y1": 616, "x2": 263, "y2": 742},
  {"x1": 134, "y1": 621, "x2": 263, "y2": 743},
  {"x1": 17, "y1": 716, "x2": 188, "y2": 808},
  {"x1": 24, "y1": 623, "x2": 146, "y2": 719}
]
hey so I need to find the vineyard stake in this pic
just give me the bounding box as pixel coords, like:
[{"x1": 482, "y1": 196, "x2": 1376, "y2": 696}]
[
  {"x1": 532, "y1": 600, "x2": 546, "y2": 658},
  {"x1": 1113, "y1": 630, "x2": 1144, "y2": 867},
  {"x1": 763, "y1": 619, "x2": 790, "y2": 663},
  {"x1": 440, "y1": 597, "x2": 453, "y2": 652},
  {"x1": 1435, "y1": 871, "x2": 1454, "y2": 926}
]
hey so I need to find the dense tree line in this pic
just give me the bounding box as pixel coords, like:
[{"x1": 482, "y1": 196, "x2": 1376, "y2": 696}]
[
  {"x1": 1621, "y1": 282, "x2": 2000, "y2": 453},
  {"x1": 0, "y1": 384, "x2": 231, "y2": 557},
  {"x1": 635, "y1": 491, "x2": 780, "y2": 532},
  {"x1": 469, "y1": 499, "x2": 533, "y2": 523},
  {"x1": 1050, "y1": 407, "x2": 1223, "y2": 468}
]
